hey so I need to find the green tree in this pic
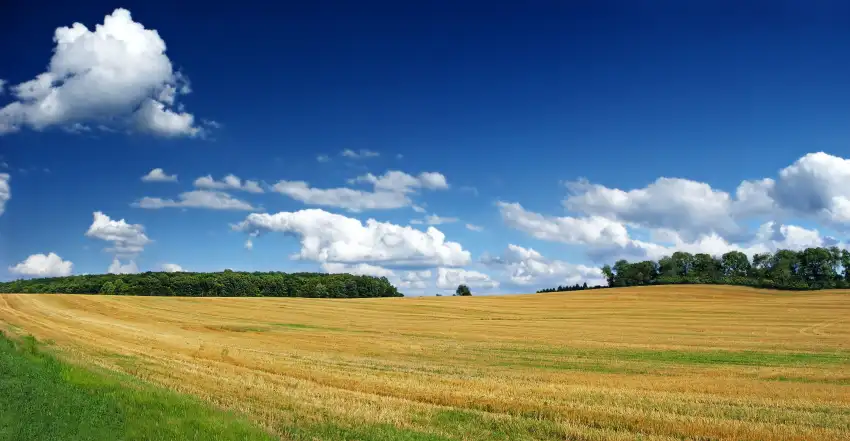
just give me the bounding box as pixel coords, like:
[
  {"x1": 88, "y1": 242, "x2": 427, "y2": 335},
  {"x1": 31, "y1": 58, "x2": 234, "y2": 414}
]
[
  {"x1": 456, "y1": 284, "x2": 472, "y2": 296},
  {"x1": 721, "y1": 251, "x2": 751, "y2": 277}
]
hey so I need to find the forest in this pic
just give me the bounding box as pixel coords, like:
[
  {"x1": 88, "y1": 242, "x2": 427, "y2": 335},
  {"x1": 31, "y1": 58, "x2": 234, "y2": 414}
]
[
  {"x1": 599, "y1": 246, "x2": 850, "y2": 290},
  {"x1": 0, "y1": 270, "x2": 404, "y2": 298}
]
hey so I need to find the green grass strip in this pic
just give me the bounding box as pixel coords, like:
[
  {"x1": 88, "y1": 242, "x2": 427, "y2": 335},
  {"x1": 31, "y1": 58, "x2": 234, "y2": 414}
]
[{"x1": 0, "y1": 331, "x2": 277, "y2": 441}]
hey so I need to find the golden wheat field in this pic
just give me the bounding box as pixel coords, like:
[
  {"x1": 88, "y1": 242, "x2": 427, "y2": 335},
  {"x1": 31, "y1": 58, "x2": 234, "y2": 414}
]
[{"x1": 1, "y1": 285, "x2": 849, "y2": 441}]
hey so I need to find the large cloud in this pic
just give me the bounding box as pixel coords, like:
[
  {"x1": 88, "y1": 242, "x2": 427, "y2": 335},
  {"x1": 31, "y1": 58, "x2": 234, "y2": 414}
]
[
  {"x1": 233, "y1": 209, "x2": 471, "y2": 267},
  {"x1": 9, "y1": 253, "x2": 73, "y2": 277},
  {"x1": 133, "y1": 190, "x2": 256, "y2": 210},
  {"x1": 194, "y1": 174, "x2": 263, "y2": 193},
  {"x1": 500, "y1": 197, "x2": 835, "y2": 264},
  {"x1": 85, "y1": 211, "x2": 151, "y2": 256},
  {"x1": 498, "y1": 201, "x2": 631, "y2": 248},
  {"x1": 0, "y1": 173, "x2": 8, "y2": 216},
  {"x1": 564, "y1": 177, "x2": 745, "y2": 241},
  {"x1": 483, "y1": 244, "x2": 605, "y2": 287},
  {"x1": 0, "y1": 8, "x2": 204, "y2": 136},
  {"x1": 769, "y1": 152, "x2": 850, "y2": 225}
]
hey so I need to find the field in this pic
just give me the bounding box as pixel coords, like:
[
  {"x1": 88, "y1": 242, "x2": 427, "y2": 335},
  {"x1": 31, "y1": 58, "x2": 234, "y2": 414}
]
[{"x1": 1, "y1": 285, "x2": 849, "y2": 440}]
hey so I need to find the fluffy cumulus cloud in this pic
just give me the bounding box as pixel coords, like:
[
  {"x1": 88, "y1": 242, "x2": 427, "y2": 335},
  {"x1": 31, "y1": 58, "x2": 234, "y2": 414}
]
[
  {"x1": 141, "y1": 168, "x2": 177, "y2": 182},
  {"x1": 160, "y1": 263, "x2": 184, "y2": 272},
  {"x1": 108, "y1": 258, "x2": 139, "y2": 274},
  {"x1": 0, "y1": 8, "x2": 205, "y2": 136},
  {"x1": 194, "y1": 174, "x2": 263, "y2": 193},
  {"x1": 767, "y1": 152, "x2": 850, "y2": 225},
  {"x1": 134, "y1": 190, "x2": 256, "y2": 210},
  {"x1": 0, "y1": 173, "x2": 9, "y2": 216},
  {"x1": 564, "y1": 177, "x2": 746, "y2": 241},
  {"x1": 9, "y1": 253, "x2": 73, "y2": 277},
  {"x1": 496, "y1": 152, "x2": 850, "y2": 267},
  {"x1": 397, "y1": 270, "x2": 432, "y2": 290},
  {"x1": 436, "y1": 268, "x2": 498, "y2": 290},
  {"x1": 499, "y1": 202, "x2": 632, "y2": 248},
  {"x1": 85, "y1": 211, "x2": 151, "y2": 256},
  {"x1": 233, "y1": 209, "x2": 471, "y2": 267},
  {"x1": 483, "y1": 245, "x2": 606, "y2": 288}
]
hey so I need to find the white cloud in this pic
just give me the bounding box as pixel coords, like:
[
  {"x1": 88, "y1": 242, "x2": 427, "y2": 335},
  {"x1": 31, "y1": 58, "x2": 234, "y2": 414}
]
[
  {"x1": 465, "y1": 223, "x2": 483, "y2": 232},
  {"x1": 499, "y1": 201, "x2": 632, "y2": 248},
  {"x1": 564, "y1": 177, "x2": 743, "y2": 241},
  {"x1": 273, "y1": 171, "x2": 448, "y2": 212},
  {"x1": 436, "y1": 268, "x2": 498, "y2": 290},
  {"x1": 354, "y1": 171, "x2": 449, "y2": 193},
  {"x1": 397, "y1": 270, "x2": 432, "y2": 290},
  {"x1": 412, "y1": 204, "x2": 426, "y2": 213},
  {"x1": 321, "y1": 262, "x2": 395, "y2": 278},
  {"x1": 233, "y1": 209, "x2": 471, "y2": 267},
  {"x1": 317, "y1": 154, "x2": 330, "y2": 163},
  {"x1": 141, "y1": 168, "x2": 177, "y2": 182},
  {"x1": 134, "y1": 99, "x2": 199, "y2": 137},
  {"x1": 134, "y1": 190, "x2": 256, "y2": 211},
  {"x1": 341, "y1": 149, "x2": 379, "y2": 158},
  {"x1": 272, "y1": 181, "x2": 410, "y2": 212},
  {"x1": 483, "y1": 245, "x2": 606, "y2": 288},
  {"x1": 0, "y1": 8, "x2": 203, "y2": 136},
  {"x1": 160, "y1": 263, "x2": 184, "y2": 272},
  {"x1": 108, "y1": 258, "x2": 139, "y2": 274},
  {"x1": 321, "y1": 263, "x2": 434, "y2": 292},
  {"x1": 769, "y1": 152, "x2": 850, "y2": 225},
  {"x1": 0, "y1": 79, "x2": 6, "y2": 95},
  {"x1": 85, "y1": 211, "x2": 151, "y2": 256},
  {"x1": 194, "y1": 174, "x2": 263, "y2": 193},
  {"x1": 9, "y1": 253, "x2": 73, "y2": 277},
  {"x1": 424, "y1": 214, "x2": 459, "y2": 225},
  {"x1": 0, "y1": 173, "x2": 9, "y2": 216}
]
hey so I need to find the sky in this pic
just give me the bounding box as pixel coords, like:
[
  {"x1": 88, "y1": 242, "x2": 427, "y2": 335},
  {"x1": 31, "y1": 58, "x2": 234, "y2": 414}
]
[{"x1": 3, "y1": 1, "x2": 850, "y2": 295}]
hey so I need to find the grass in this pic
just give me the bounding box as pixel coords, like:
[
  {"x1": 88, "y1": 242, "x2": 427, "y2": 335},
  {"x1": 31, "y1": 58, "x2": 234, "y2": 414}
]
[
  {"x1": 0, "y1": 331, "x2": 276, "y2": 441},
  {"x1": 1, "y1": 285, "x2": 849, "y2": 440}
]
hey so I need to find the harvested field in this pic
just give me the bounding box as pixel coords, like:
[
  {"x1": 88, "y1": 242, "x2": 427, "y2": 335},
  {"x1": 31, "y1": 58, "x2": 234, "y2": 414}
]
[{"x1": 1, "y1": 285, "x2": 849, "y2": 440}]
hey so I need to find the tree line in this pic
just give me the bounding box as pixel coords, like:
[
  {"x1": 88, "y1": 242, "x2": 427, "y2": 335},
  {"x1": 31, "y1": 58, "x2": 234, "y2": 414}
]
[
  {"x1": 536, "y1": 282, "x2": 606, "y2": 293},
  {"x1": 600, "y1": 247, "x2": 850, "y2": 290},
  {"x1": 0, "y1": 270, "x2": 404, "y2": 298}
]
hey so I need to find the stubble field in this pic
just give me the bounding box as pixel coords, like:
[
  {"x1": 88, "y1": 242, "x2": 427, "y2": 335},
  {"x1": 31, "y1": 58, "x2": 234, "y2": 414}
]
[{"x1": 1, "y1": 285, "x2": 849, "y2": 441}]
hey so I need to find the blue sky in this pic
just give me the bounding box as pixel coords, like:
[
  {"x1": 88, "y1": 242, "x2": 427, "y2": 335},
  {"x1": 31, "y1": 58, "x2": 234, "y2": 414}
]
[{"x1": 3, "y1": 2, "x2": 850, "y2": 294}]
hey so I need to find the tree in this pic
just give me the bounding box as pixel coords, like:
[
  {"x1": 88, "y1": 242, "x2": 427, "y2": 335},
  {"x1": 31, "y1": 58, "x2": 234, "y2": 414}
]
[
  {"x1": 721, "y1": 251, "x2": 751, "y2": 278},
  {"x1": 456, "y1": 284, "x2": 472, "y2": 296},
  {"x1": 601, "y1": 264, "x2": 614, "y2": 287}
]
